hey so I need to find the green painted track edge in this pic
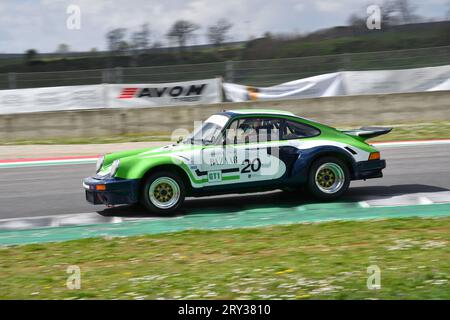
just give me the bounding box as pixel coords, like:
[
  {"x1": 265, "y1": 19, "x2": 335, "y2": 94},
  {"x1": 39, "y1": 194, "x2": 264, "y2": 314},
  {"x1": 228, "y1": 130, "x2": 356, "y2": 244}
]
[{"x1": 1, "y1": 202, "x2": 449, "y2": 246}]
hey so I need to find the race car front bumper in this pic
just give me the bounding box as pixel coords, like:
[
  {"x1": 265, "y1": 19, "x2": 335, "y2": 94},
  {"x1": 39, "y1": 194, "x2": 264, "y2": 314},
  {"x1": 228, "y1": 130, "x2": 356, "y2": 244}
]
[
  {"x1": 83, "y1": 176, "x2": 139, "y2": 206},
  {"x1": 352, "y1": 159, "x2": 386, "y2": 180}
]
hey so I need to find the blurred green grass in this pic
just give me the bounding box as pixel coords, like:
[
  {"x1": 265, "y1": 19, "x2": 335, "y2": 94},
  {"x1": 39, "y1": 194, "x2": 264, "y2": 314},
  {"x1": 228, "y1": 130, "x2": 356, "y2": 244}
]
[
  {"x1": 0, "y1": 132, "x2": 172, "y2": 145},
  {"x1": 1, "y1": 121, "x2": 448, "y2": 145},
  {"x1": 0, "y1": 217, "x2": 448, "y2": 299},
  {"x1": 339, "y1": 121, "x2": 450, "y2": 142}
]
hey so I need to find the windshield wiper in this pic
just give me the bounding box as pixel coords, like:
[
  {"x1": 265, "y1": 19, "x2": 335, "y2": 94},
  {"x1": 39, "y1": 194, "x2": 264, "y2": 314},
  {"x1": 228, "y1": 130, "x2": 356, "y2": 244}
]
[
  {"x1": 202, "y1": 139, "x2": 213, "y2": 145},
  {"x1": 189, "y1": 138, "x2": 204, "y2": 145},
  {"x1": 189, "y1": 138, "x2": 214, "y2": 145}
]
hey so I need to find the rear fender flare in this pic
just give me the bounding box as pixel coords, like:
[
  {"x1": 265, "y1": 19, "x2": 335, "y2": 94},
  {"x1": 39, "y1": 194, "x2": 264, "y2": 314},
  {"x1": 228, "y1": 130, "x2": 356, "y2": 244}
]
[{"x1": 291, "y1": 146, "x2": 356, "y2": 183}]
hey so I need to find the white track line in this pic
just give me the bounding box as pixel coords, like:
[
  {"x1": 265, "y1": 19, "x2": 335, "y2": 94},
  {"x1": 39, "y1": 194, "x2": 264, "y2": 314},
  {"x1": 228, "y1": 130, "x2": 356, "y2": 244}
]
[
  {"x1": 358, "y1": 201, "x2": 370, "y2": 208},
  {"x1": 372, "y1": 139, "x2": 450, "y2": 147},
  {"x1": 12, "y1": 157, "x2": 98, "y2": 164},
  {"x1": 0, "y1": 212, "x2": 160, "y2": 224},
  {"x1": 0, "y1": 158, "x2": 98, "y2": 166},
  {"x1": 418, "y1": 197, "x2": 434, "y2": 205},
  {"x1": 0, "y1": 212, "x2": 96, "y2": 222}
]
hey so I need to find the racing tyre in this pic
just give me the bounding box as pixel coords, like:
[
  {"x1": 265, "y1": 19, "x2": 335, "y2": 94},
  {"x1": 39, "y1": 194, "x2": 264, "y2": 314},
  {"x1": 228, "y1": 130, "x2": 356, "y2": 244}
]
[
  {"x1": 141, "y1": 171, "x2": 185, "y2": 215},
  {"x1": 307, "y1": 156, "x2": 350, "y2": 201}
]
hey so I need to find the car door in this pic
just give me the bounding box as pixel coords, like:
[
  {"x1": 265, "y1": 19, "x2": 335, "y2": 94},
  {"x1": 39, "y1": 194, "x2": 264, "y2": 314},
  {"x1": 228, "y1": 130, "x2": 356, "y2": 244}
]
[
  {"x1": 199, "y1": 116, "x2": 287, "y2": 187},
  {"x1": 197, "y1": 118, "x2": 240, "y2": 187}
]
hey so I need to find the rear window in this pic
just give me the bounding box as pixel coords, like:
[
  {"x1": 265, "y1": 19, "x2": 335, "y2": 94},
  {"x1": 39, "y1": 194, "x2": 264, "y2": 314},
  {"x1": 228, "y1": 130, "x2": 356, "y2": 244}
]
[{"x1": 282, "y1": 120, "x2": 320, "y2": 139}]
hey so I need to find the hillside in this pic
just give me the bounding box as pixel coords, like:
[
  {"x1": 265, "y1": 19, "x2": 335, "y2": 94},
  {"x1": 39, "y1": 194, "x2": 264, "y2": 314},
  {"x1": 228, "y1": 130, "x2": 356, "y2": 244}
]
[{"x1": 0, "y1": 21, "x2": 449, "y2": 75}]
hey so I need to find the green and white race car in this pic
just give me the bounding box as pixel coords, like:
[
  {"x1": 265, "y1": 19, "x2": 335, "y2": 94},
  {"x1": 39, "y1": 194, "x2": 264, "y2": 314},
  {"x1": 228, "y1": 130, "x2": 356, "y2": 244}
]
[{"x1": 83, "y1": 109, "x2": 391, "y2": 214}]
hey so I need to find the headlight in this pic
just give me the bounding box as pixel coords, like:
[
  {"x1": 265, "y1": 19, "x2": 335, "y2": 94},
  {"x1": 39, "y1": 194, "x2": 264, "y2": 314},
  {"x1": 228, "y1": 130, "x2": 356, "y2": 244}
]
[
  {"x1": 96, "y1": 155, "x2": 105, "y2": 173},
  {"x1": 110, "y1": 160, "x2": 120, "y2": 177}
]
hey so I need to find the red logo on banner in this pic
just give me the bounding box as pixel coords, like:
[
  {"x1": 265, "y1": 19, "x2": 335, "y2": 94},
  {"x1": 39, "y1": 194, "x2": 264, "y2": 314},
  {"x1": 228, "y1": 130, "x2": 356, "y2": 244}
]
[{"x1": 118, "y1": 88, "x2": 138, "y2": 99}]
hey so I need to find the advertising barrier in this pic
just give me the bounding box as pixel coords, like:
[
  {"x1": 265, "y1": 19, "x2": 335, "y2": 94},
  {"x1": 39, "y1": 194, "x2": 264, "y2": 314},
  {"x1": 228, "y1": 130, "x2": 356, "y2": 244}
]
[
  {"x1": 223, "y1": 73, "x2": 344, "y2": 102},
  {"x1": 107, "y1": 78, "x2": 222, "y2": 108},
  {"x1": 223, "y1": 65, "x2": 450, "y2": 102},
  {"x1": 0, "y1": 79, "x2": 222, "y2": 114},
  {"x1": 1, "y1": 65, "x2": 450, "y2": 114},
  {"x1": 0, "y1": 84, "x2": 105, "y2": 114}
]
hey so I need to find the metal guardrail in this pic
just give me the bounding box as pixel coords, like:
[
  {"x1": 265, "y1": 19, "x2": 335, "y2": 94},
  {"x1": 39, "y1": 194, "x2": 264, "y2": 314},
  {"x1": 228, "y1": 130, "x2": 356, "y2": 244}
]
[{"x1": 1, "y1": 45, "x2": 450, "y2": 89}]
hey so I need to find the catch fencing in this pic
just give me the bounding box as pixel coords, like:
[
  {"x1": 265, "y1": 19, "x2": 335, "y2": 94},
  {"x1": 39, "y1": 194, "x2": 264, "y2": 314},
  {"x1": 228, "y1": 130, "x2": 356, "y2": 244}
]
[{"x1": 1, "y1": 45, "x2": 450, "y2": 89}]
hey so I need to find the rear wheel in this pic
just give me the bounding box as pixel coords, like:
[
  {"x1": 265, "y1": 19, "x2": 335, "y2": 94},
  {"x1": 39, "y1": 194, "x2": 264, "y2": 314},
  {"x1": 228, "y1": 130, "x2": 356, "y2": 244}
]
[
  {"x1": 307, "y1": 156, "x2": 350, "y2": 200},
  {"x1": 141, "y1": 171, "x2": 185, "y2": 215}
]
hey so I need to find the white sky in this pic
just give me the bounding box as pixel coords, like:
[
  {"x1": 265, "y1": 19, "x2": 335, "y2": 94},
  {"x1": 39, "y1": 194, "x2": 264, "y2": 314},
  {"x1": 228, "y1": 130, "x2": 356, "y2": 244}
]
[{"x1": 0, "y1": 0, "x2": 448, "y2": 53}]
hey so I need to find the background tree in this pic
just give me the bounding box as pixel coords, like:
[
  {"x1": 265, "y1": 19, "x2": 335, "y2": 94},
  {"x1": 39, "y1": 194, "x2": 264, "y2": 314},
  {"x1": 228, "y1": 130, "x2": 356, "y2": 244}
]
[
  {"x1": 395, "y1": 0, "x2": 418, "y2": 24},
  {"x1": 55, "y1": 43, "x2": 70, "y2": 55},
  {"x1": 166, "y1": 20, "x2": 200, "y2": 49},
  {"x1": 381, "y1": 0, "x2": 400, "y2": 26},
  {"x1": 207, "y1": 18, "x2": 233, "y2": 46},
  {"x1": 24, "y1": 49, "x2": 38, "y2": 65},
  {"x1": 381, "y1": 0, "x2": 420, "y2": 26},
  {"x1": 117, "y1": 40, "x2": 130, "y2": 52},
  {"x1": 152, "y1": 41, "x2": 163, "y2": 49},
  {"x1": 106, "y1": 28, "x2": 128, "y2": 54},
  {"x1": 129, "y1": 23, "x2": 151, "y2": 66},
  {"x1": 347, "y1": 13, "x2": 366, "y2": 29},
  {"x1": 131, "y1": 23, "x2": 151, "y2": 52},
  {"x1": 347, "y1": 0, "x2": 420, "y2": 29},
  {"x1": 447, "y1": 0, "x2": 450, "y2": 20}
]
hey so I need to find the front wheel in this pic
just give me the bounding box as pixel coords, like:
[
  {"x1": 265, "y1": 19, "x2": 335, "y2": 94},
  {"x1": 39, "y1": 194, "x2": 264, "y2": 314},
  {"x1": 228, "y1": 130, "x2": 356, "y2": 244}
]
[
  {"x1": 307, "y1": 157, "x2": 350, "y2": 201},
  {"x1": 141, "y1": 171, "x2": 185, "y2": 215}
]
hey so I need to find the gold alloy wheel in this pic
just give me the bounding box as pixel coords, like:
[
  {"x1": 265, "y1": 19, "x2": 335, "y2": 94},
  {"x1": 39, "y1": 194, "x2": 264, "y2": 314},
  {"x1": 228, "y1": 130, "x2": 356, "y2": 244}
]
[
  {"x1": 314, "y1": 162, "x2": 345, "y2": 194},
  {"x1": 154, "y1": 183, "x2": 174, "y2": 202},
  {"x1": 149, "y1": 177, "x2": 181, "y2": 209}
]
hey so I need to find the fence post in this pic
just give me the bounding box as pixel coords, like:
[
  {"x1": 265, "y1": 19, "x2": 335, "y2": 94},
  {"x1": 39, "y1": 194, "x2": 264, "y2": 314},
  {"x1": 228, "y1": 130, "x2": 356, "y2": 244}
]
[
  {"x1": 115, "y1": 67, "x2": 123, "y2": 83},
  {"x1": 225, "y1": 60, "x2": 234, "y2": 83},
  {"x1": 339, "y1": 53, "x2": 352, "y2": 71},
  {"x1": 8, "y1": 72, "x2": 16, "y2": 89},
  {"x1": 101, "y1": 69, "x2": 111, "y2": 83}
]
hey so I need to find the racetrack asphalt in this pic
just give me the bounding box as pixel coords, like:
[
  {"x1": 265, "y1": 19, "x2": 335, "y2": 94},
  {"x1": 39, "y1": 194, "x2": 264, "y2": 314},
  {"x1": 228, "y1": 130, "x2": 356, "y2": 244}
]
[{"x1": 0, "y1": 144, "x2": 449, "y2": 222}]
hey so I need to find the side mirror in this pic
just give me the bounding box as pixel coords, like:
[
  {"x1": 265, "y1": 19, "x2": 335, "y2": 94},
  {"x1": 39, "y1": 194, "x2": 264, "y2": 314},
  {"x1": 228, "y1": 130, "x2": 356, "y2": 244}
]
[{"x1": 177, "y1": 136, "x2": 183, "y2": 144}]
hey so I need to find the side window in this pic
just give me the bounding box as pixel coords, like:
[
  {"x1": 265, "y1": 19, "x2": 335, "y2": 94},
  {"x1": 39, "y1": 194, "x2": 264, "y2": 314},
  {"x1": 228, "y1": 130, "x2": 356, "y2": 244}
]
[
  {"x1": 258, "y1": 118, "x2": 281, "y2": 142},
  {"x1": 282, "y1": 120, "x2": 320, "y2": 140},
  {"x1": 224, "y1": 118, "x2": 239, "y2": 144},
  {"x1": 227, "y1": 117, "x2": 281, "y2": 144}
]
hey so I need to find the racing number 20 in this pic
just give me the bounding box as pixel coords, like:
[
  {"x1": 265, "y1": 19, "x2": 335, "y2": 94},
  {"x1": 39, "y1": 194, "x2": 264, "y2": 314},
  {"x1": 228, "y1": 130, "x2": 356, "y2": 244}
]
[{"x1": 241, "y1": 158, "x2": 261, "y2": 173}]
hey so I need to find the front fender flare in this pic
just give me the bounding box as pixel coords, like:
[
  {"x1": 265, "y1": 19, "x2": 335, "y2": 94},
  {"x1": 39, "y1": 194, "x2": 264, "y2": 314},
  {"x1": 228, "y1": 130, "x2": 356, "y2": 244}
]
[{"x1": 115, "y1": 156, "x2": 186, "y2": 179}]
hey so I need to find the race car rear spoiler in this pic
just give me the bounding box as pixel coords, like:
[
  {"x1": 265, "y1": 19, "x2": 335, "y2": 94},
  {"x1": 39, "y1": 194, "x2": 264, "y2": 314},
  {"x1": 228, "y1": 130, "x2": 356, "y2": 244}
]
[{"x1": 342, "y1": 127, "x2": 392, "y2": 141}]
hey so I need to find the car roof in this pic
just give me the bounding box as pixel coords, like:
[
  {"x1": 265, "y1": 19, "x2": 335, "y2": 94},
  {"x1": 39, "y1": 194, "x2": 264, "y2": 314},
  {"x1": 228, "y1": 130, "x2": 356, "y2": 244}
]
[
  {"x1": 217, "y1": 109, "x2": 332, "y2": 129},
  {"x1": 222, "y1": 109, "x2": 296, "y2": 117}
]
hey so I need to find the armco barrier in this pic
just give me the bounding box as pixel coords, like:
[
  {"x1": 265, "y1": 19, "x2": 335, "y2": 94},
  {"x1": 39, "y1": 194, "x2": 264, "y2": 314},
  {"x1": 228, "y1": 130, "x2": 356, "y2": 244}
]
[{"x1": 0, "y1": 90, "x2": 449, "y2": 142}]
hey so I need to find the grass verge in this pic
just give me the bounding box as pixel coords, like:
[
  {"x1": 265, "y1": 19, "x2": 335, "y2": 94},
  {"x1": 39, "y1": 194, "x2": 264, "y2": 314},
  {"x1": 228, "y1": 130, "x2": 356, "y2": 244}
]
[
  {"x1": 0, "y1": 218, "x2": 448, "y2": 299},
  {"x1": 0, "y1": 133, "x2": 172, "y2": 145},
  {"x1": 1, "y1": 122, "x2": 449, "y2": 145},
  {"x1": 337, "y1": 121, "x2": 450, "y2": 142}
]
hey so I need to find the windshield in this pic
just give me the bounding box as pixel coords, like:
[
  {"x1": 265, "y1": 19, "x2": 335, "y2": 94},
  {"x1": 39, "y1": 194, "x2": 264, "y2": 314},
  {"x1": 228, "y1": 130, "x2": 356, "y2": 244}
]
[{"x1": 184, "y1": 114, "x2": 229, "y2": 145}]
